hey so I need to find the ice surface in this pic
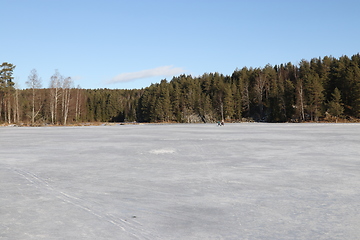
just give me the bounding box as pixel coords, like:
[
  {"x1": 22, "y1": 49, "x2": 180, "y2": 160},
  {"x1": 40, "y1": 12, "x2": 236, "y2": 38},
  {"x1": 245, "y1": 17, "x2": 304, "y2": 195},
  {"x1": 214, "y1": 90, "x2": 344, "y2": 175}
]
[{"x1": 1, "y1": 123, "x2": 360, "y2": 239}]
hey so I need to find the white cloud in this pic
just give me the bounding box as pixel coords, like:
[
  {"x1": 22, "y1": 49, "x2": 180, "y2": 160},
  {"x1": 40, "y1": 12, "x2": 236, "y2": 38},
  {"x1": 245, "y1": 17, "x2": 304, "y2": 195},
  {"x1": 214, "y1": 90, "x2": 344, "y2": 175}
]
[{"x1": 106, "y1": 65, "x2": 185, "y2": 84}]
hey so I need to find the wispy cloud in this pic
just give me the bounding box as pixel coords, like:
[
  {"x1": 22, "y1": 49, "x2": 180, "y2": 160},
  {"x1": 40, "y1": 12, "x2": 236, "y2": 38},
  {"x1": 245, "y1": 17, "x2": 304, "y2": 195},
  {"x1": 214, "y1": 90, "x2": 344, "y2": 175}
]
[
  {"x1": 106, "y1": 65, "x2": 185, "y2": 84},
  {"x1": 71, "y1": 75, "x2": 83, "y2": 81}
]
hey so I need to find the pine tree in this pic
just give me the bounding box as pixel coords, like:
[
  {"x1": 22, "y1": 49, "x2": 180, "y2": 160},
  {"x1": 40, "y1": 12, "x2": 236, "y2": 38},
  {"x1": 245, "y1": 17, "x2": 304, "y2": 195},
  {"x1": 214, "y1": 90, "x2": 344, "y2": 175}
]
[
  {"x1": 0, "y1": 62, "x2": 16, "y2": 123},
  {"x1": 327, "y1": 88, "x2": 344, "y2": 121}
]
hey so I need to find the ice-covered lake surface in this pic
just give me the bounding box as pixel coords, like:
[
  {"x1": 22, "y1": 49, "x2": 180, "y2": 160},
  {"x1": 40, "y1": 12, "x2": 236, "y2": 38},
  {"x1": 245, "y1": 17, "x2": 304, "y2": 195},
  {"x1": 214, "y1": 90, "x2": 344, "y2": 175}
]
[{"x1": 1, "y1": 123, "x2": 360, "y2": 240}]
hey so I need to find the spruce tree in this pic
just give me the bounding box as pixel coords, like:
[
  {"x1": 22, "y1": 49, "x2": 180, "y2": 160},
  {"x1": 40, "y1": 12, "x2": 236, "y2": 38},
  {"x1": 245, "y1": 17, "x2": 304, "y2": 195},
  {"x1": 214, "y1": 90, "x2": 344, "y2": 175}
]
[{"x1": 327, "y1": 88, "x2": 344, "y2": 121}]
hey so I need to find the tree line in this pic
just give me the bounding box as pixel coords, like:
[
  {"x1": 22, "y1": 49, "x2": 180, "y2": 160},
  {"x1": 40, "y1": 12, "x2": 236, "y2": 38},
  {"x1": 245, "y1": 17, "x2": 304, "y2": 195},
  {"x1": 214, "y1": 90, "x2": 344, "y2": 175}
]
[{"x1": 1, "y1": 54, "x2": 360, "y2": 125}]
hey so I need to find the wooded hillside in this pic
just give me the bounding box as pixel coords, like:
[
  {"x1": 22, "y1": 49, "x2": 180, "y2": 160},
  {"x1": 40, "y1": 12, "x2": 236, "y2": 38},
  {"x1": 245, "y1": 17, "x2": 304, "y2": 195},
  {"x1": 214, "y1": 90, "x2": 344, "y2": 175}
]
[{"x1": 1, "y1": 54, "x2": 360, "y2": 125}]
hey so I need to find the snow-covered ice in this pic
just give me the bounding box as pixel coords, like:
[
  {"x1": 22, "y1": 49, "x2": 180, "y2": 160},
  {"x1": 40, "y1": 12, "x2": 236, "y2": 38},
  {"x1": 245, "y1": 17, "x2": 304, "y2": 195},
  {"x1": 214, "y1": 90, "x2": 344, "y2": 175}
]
[{"x1": 1, "y1": 123, "x2": 360, "y2": 239}]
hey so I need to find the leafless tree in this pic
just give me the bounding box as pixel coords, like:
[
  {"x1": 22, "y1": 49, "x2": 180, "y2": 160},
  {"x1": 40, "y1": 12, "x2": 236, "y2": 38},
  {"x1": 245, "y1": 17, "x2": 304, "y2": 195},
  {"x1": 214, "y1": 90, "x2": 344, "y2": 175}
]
[
  {"x1": 13, "y1": 79, "x2": 20, "y2": 123},
  {"x1": 49, "y1": 70, "x2": 62, "y2": 124},
  {"x1": 296, "y1": 80, "x2": 305, "y2": 121},
  {"x1": 254, "y1": 70, "x2": 268, "y2": 119},
  {"x1": 62, "y1": 77, "x2": 73, "y2": 125},
  {"x1": 75, "y1": 84, "x2": 82, "y2": 122},
  {"x1": 242, "y1": 80, "x2": 250, "y2": 117},
  {"x1": 26, "y1": 69, "x2": 42, "y2": 124}
]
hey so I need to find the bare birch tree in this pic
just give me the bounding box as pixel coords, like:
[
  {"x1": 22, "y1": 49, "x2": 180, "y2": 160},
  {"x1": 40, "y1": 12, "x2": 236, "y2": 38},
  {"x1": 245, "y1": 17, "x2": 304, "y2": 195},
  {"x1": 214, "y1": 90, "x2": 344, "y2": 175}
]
[
  {"x1": 62, "y1": 77, "x2": 73, "y2": 125},
  {"x1": 254, "y1": 70, "x2": 268, "y2": 119},
  {"x1": 26, "y1": 69, "x2": 42, "y2": 124},
  {"x1": 296, "y1": 79, "x2": 305, "y2": 121},
  {"x1": 75, "y1": 84, "x2": 82, "y2": 122},
  {"x1": 13, "y1": 79, "x2": 20, "y2": 123},
  {"x1": 49, "y1": 70, "x2": 62, "y2": 124}
]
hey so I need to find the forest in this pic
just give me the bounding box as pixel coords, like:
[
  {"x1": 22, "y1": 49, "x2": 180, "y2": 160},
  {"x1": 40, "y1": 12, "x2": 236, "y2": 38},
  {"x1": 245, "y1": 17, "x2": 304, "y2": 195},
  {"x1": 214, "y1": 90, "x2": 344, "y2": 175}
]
[{"x1": 1, "y1": 54, "x2": 360, "y2": 125}]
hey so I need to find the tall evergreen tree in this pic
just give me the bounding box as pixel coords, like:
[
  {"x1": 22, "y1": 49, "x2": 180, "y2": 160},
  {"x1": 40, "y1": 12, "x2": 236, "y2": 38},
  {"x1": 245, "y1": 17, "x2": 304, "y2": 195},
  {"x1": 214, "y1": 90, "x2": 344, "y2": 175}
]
[
  {"x1": 327, "y1": 87, "x2": 344, "y2": 121},
  {"x1": 0, "y1": 62, "x2": 16, "y2": 123}
]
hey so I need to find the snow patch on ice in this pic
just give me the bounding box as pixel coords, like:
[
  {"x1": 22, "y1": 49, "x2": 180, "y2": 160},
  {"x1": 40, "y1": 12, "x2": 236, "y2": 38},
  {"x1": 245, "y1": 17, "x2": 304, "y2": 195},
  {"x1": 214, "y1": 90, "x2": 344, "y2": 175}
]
[{"x1": 149, "y1": 148, "x2": 176, "y2": 154}]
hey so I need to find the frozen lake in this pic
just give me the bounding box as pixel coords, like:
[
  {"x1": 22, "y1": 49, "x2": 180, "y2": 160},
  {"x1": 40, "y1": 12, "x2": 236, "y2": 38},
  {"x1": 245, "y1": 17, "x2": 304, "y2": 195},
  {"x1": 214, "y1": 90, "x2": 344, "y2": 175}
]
[{"x1": 1, "y1": 123, "x2": 360, "y2": 239}]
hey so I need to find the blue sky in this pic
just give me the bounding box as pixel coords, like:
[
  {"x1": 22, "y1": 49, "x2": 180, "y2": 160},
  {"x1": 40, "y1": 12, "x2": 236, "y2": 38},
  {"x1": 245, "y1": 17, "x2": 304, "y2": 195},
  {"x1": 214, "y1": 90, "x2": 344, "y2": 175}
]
[{"x1": 2, "y1": 0, "x2": 360, "y2": 89}]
